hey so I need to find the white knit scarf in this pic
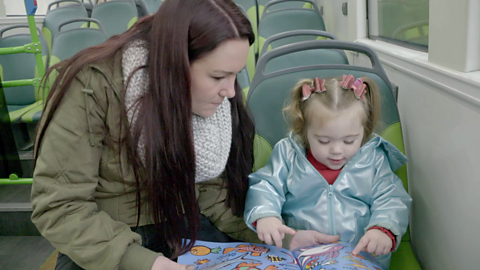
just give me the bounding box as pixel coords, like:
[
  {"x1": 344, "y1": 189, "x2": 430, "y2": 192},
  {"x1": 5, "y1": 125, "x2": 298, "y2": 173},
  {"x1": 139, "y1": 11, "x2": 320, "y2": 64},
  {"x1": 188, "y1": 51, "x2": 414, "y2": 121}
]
[{"x1": 122, "y1": 40, "x2": 232, "y2": 182}]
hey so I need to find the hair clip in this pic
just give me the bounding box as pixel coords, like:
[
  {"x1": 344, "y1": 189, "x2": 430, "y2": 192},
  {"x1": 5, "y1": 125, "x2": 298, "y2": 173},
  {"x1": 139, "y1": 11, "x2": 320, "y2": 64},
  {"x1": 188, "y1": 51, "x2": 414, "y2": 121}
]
[
  {"x1": 340, "y1": 74, "x2": 367, "y2": 99},
  {"x1": 302, "y1": 77, "x2": 326, "y2": 101}
]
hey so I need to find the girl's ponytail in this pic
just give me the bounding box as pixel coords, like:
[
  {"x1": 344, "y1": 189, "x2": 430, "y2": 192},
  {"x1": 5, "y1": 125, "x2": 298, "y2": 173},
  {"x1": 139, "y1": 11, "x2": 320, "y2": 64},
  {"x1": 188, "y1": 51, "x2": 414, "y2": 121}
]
[
  {"x1": 283, "y1": 78, "x2": 314, "y2": 144},
  {"x1": 359, "y1": 76, "x2": 381, "y2": 141}
]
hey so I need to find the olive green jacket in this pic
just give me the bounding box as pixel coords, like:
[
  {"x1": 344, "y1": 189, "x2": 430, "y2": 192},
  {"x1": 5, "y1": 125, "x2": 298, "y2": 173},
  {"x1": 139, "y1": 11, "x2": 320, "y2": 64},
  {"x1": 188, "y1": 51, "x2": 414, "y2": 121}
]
[{"x1": 31, "y1": 51, "x2": 259, "y2": 270}]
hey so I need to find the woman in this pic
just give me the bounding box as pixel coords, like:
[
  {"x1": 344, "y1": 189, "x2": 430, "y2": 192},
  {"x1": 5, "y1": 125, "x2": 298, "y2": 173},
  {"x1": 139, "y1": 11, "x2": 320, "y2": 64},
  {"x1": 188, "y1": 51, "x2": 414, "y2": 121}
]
[{"x1": 31, "y1": 0, "x2": 257, "y2": 269}]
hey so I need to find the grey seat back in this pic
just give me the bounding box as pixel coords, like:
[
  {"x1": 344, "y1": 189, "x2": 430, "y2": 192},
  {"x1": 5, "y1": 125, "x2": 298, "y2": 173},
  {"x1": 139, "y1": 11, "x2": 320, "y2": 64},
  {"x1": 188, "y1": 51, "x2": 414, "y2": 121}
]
[
  {"x1": 258, "y1": 30, "x2": 349, "y2": 75},
  {"x1": 51, "y1": 18, "x2": 107, "y2": 63},
  {"x1": 258, "y1": 1, "x2": 325, "y2": 55},
  {"x1": 91, "y1": 0, "x2": 138, "y2": 38},
  {"x1": 43, "y1": 0, "x2": 88, "y2": 54}
]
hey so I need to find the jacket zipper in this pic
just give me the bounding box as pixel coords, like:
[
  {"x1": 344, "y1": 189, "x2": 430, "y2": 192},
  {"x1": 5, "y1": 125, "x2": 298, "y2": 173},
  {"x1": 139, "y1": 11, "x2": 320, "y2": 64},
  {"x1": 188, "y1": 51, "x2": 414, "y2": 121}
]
[
  {"x1": 291, "y1": 136, "x2": 342, "y2": 236},
  {"x1": 327, "y1": 185, "x2": 336, "y2": 235}
]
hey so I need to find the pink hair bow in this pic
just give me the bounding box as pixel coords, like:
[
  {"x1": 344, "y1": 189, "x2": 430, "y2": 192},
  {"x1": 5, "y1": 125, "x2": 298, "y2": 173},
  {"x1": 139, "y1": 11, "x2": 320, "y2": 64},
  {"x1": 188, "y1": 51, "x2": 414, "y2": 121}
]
[
  {"x1": 302, "y1": 77, "x2": 326, "y2": 101},
  {"x1": 339, "y1": 74, "x2": 367, "y2": 99}
]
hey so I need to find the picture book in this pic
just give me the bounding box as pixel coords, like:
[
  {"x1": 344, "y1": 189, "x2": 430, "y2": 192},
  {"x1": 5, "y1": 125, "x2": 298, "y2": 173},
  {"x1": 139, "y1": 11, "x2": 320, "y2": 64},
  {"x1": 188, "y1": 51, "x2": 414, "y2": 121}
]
[{"x1": 178, "y1": 240, "x2": 385, "y2": 270}]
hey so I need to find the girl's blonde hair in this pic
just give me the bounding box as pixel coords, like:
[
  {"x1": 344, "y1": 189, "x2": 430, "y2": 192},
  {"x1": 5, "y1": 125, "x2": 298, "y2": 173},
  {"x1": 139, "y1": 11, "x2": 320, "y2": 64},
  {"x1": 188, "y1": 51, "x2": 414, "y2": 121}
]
[{"x1": 284, "y1": 76, "x2": 381, "y2": 147}]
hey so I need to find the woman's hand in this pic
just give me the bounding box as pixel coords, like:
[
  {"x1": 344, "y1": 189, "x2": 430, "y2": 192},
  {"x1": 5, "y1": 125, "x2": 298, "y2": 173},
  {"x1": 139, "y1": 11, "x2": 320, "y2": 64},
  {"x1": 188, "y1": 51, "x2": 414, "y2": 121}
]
[
  {"x1": 352, "y1": 229, "x2": 393, "y2": 256},
  {"x1": 256, "y1": 217, "x2": 296, "y2": 249},
  {"x1": 151, "y1": 256, "x2": 194, "y2": 270},
  {"x1": 288, "y1": 230, "x2": 340, "y2": 251}
]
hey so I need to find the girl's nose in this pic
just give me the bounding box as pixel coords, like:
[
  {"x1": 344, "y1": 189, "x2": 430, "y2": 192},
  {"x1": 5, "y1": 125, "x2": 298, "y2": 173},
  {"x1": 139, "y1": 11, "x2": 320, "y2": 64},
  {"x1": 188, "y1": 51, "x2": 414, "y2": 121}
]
[{"x1": 330, "y1": 143, "x2": 342, "y2": 155}]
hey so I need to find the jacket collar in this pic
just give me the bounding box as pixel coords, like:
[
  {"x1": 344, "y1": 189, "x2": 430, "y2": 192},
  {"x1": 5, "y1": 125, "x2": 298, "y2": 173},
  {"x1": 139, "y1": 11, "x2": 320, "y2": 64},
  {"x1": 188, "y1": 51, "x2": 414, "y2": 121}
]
[{"x1": 287, "y1": 132, "x2": 407, "y2": 172}]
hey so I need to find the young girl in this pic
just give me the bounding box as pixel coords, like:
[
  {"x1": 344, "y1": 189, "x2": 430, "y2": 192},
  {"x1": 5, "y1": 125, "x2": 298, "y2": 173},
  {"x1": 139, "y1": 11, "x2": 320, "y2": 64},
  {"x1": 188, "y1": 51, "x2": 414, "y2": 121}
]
[{"x1": 244, "y1": 75, "x2": 412, "y2": 268}]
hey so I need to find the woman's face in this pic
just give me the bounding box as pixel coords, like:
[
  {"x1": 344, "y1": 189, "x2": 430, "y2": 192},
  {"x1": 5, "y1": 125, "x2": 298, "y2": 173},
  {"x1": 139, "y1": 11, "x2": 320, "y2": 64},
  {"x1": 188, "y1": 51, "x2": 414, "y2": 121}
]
[{"x1": 190, "y1": 38, "x2": 250, "y2": 117}]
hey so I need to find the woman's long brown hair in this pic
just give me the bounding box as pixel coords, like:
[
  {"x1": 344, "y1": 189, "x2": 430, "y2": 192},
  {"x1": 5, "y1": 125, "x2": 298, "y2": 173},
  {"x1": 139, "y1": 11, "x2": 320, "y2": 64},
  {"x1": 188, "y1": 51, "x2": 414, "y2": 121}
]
[{"x1": 34, "y1": 0, "x2": 255, "y2": 257}]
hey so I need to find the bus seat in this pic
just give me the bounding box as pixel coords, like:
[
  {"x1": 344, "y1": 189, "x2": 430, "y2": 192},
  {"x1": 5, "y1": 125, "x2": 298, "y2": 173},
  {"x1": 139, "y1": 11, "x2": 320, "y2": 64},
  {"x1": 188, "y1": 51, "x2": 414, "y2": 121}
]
[
  {"x1": 132, "y1": 0, "x2": 150, "y2": 17},
  {"x1": 237, "y1": 68, "x2": 251, "y2": 91},
  {"x1": 257, "y1": 2, "x2": 325, "y2": 55},
  {"x1": 241, "y1": 32, "x2": 347, "y2": 98},
  {"x1": 20, "y1": 19, "x2": 108, "y2": 124},
  {"x1": 231, "y1": 6, "x2": 253, "y2": 96},
  {"x1": 80, "y1": 0, "x2": 94, "y2": 17},
  {"x1": 247, "y1": 40, "x2": 420, "y2": 270},
  {"x1": 143, "y1": 0, "x2": 164, "y2": 14},
  {"x1": 50, "y1": 18, "x2": 107, "y2": 66},
  {"x1": 260, "y1": 30, "x2": 348, "y2": 78},
  {"x1": 237, "y1": 67, "x2": 251, "y2": 101},
  {"x1": 235, "y1": 0, "x2": 258, "y2": 81},
  {"x1": 0, "y1": 25, "x2": 49, "y2": 122},
  {"x1": 259, "y1": 30, "x2": 339, "y2": 58},
  {"x1": 257, "y1": 0, "x2": 314, "y2": 20},
  {"x1": 42, "y1": 0, "x2": 89, "y2": 56},
  {"x1": 91, "y1": 0, "x2": 138, "y2": 38}
]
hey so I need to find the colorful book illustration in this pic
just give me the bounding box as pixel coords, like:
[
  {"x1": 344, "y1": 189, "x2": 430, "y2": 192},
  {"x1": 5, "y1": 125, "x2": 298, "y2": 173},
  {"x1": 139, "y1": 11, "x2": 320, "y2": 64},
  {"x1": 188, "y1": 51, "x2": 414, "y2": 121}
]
[{"x1": 178, "y1": 240, "x2": 385, "y2": 270}]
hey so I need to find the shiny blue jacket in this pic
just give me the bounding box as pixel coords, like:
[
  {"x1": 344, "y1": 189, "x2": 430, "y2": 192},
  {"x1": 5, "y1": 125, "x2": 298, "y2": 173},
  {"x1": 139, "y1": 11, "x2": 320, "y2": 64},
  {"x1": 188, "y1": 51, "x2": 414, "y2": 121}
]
[{"x1": 244, "y1": 133, "x2": 412, "y2": 267}]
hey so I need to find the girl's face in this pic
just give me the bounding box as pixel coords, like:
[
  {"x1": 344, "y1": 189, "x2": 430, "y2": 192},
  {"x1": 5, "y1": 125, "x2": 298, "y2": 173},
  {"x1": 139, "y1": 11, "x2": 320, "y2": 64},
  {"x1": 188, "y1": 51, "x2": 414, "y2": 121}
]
[
  {"x1": 189, "y1": 38, "x2": 250, "y2": 117},
  {"x1": 307, "y1": 104, "x2": 365, "y2": 170}
]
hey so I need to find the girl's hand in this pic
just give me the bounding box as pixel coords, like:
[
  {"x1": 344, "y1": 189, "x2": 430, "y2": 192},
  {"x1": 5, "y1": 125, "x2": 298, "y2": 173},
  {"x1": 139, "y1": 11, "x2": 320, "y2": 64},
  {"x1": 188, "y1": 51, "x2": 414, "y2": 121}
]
[
  {"x1": 256, "y1": 217, "x2": 296, "y2": 249},
  {"x1": 289, "y1": 230, "x2": 340, "y2": 251},
  {"x1": 151, "y1": 256, "x2": 194, "y2": 270},
  {"x1": 352, "y1": 229, "x2": 393, "y2": 256}
]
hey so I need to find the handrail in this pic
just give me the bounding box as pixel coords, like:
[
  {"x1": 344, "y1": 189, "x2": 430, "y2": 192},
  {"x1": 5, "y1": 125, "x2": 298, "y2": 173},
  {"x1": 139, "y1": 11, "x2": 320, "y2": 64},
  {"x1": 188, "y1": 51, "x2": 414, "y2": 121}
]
[
  {"x1": 0, "y1": 177, "x2": 34, "y2": 185},
  {"x1": 0, "y1": 0, "x2": 43, "y2": 185}
]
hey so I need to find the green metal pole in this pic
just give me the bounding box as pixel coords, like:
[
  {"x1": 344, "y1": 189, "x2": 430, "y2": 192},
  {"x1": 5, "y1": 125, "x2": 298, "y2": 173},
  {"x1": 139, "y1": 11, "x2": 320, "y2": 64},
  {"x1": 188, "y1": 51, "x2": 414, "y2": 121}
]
[
  {"x1": 0, "y1": 46, "x2": 27, "y2": 55},
  {"x1": 2, "y1": 79, "x2": 39, "y2": 88},
  {"x1": 26, "y1": 13, "x2": 44, "y2": 78},
  {"x1": 26, "y1": 13, "x2": 45, "y2": 97},
  {"x1": 0, "y1": 1, "x2": 41, "y2": 186},
  {"x1": 0, "y1": 173, "x2": 33, "y2": 185},
  {"x1": 0, "y1": 179, "x2": 33, "y2": 185}
]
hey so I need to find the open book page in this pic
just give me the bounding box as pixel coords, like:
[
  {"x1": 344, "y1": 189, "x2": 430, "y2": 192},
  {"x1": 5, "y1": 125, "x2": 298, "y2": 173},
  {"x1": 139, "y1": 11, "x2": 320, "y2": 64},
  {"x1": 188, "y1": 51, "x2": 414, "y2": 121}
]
[
  {"x1": 178, "y1": 241, "x2": 385, "y2": 270},
  {"x1": 292, "y1": 242, "x2": 384, "y2": 270},
  {"x1": 178, "y1": 240, "x2": 301, "y2": 270}
]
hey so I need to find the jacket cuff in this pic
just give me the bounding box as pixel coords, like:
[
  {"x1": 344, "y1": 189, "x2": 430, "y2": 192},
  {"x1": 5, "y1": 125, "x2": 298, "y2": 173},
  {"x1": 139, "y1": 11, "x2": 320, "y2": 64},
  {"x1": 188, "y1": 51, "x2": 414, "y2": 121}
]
[
  {"x1": 368, "y1": 226, "x2": 396, "y2": 252},
  {"x1": 119, "y1": 243, "x2": 162, "y2": 270},
  {"x1": 365, "y1": 221, "x2": 403, "y2": 251}
]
